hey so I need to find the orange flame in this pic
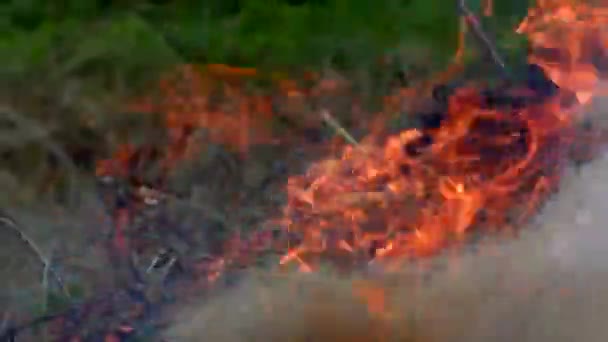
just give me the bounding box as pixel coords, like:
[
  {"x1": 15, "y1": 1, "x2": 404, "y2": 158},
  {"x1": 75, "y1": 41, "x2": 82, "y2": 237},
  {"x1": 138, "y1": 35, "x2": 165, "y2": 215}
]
[
  {"x1": 278, "y1": 86, "x2": 575, "y2": 272},
  {"x1": 517, "y1": 0, "x2": 608, "y2": 105},
  {"x1": 96, "y1": 64, "x2": 278, "y2": 178},
  {"x1": 277, "y1": 0, "x2": 608, "y2": 273}
]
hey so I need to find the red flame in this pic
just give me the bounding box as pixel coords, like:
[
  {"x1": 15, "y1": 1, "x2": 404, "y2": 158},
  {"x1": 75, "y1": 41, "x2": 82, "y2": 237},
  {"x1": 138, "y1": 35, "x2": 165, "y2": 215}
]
[
  {"x1": 276, "y1": 0, "x2": 608, "y2": 273},
  {"x1": 93, "y1": 0, "x2": 608, "y2": 294}
]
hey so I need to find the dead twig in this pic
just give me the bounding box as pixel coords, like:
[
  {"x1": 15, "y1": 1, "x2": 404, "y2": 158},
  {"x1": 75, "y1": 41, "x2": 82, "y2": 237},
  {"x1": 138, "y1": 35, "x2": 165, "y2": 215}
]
[
  {"x1": 320, "y1": 109, "x2": 360, "y2": 146},
  {"x1": 456, "y1": 0, "x2": 509, "y2": 77}
]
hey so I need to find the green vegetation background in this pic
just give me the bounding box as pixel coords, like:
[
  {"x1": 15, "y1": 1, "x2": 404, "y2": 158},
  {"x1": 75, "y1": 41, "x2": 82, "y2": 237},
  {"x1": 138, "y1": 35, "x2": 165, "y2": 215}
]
[{"x1": 3, "y1": 0, "x2": 532, "y2": 87}]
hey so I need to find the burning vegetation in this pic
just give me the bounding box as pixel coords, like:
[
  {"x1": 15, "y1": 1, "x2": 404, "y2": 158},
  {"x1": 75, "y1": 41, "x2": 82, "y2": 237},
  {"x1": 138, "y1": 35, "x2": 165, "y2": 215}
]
[
  {"x1": 164, "y1": 1, "x2": 608, "y2": 341},
  {"x1": 3, "y1": 0, "x2": 608, "y2": 341},
  {"x1": 270, "y1": 0, "x2": 608, "y2": 273},
  {"x1": 278, "y1": 84, "x2": 574, "y2": 271}
]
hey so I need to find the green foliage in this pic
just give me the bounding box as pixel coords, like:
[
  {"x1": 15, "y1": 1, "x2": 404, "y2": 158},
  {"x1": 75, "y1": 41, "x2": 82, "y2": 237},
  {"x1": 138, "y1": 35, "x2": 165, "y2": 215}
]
[
  {"x1": 3, "y1": 0, "x2": 532, "y2": 83},
  {"x1": 190, "y1": 0, "x2": 463, "y2": 69}
]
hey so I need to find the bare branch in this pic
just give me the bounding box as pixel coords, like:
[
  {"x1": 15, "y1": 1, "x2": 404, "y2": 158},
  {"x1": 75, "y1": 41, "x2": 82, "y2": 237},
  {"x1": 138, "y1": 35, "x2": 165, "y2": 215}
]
[
  {"x1": 320, "y1": 109, "x2": 359, "y2": 146},
  {"x1": 457, "y1": 0, "x2": 509, "y2": 77}
]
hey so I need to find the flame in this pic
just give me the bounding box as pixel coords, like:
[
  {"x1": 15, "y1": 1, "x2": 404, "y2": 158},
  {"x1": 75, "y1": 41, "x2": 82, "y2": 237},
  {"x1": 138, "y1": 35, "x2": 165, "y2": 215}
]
[
  {"x1": 92, "y1": 1, "x2": 608, "y2": 290},
  {"x1": 142, "y1": 64, "x2": 275, "y2": 152},
  {"x1": 353, "y1": 280, "x2": 388, "y2": 318},
  {"x1": 277, "y1": 1, "x2": 608, "y2": 273},
  {"x1": 96, "y1": 64, "x2": 279, "y2": 181},
  {"x1": 517, "y1": 0, "x2": 608, "y2": 105},
  {"x1": 278, "y1": 87, "x2": 576, "y2": 272}
]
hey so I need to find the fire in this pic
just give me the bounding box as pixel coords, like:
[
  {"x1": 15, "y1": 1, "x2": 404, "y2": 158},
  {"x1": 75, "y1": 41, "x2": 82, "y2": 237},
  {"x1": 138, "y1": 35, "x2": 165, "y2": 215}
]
[
  {"x1": 517, "y1": 0, "x2": 608, "y2": 105},
  {"x1": 277, "y1": 0, "x2": 608, "y2": 273},
  {"x1": 96, "y1": 63, "x2": 276, "y2": 181},
  {"x1": 92, "y1": 0, "x2": 608, "y2": 292},
  {"x1": 279, "y1": 86, "x2": 574, "y2": 272}
]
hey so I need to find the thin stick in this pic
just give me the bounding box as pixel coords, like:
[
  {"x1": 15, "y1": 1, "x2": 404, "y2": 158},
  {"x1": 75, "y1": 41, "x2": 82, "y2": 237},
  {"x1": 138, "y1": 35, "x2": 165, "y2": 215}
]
[
  {"x1": 41, "y1": 247, "x2": 54, "y2": 309},
  {"x1": 0, "y1": 107, "x2": 79, "y2": 208},
  {"x1": 0, "y1": 212, "x2": 70, "y2": 298},
  {"x1": 456, "y1": 0, "x2": 508, "y2": 77},
  {"x1": 41, "y1": 247, "x2": 54, "y2": 342},
  {"x1": 456, "y1": 16, "x2": 468, "y2": 63},
  {"x1": 320, "y1": 109, "x2": 359, "y2": 146},
  {"x1": 483, "y1": 0, "x2": 493, "y2": 17}
]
